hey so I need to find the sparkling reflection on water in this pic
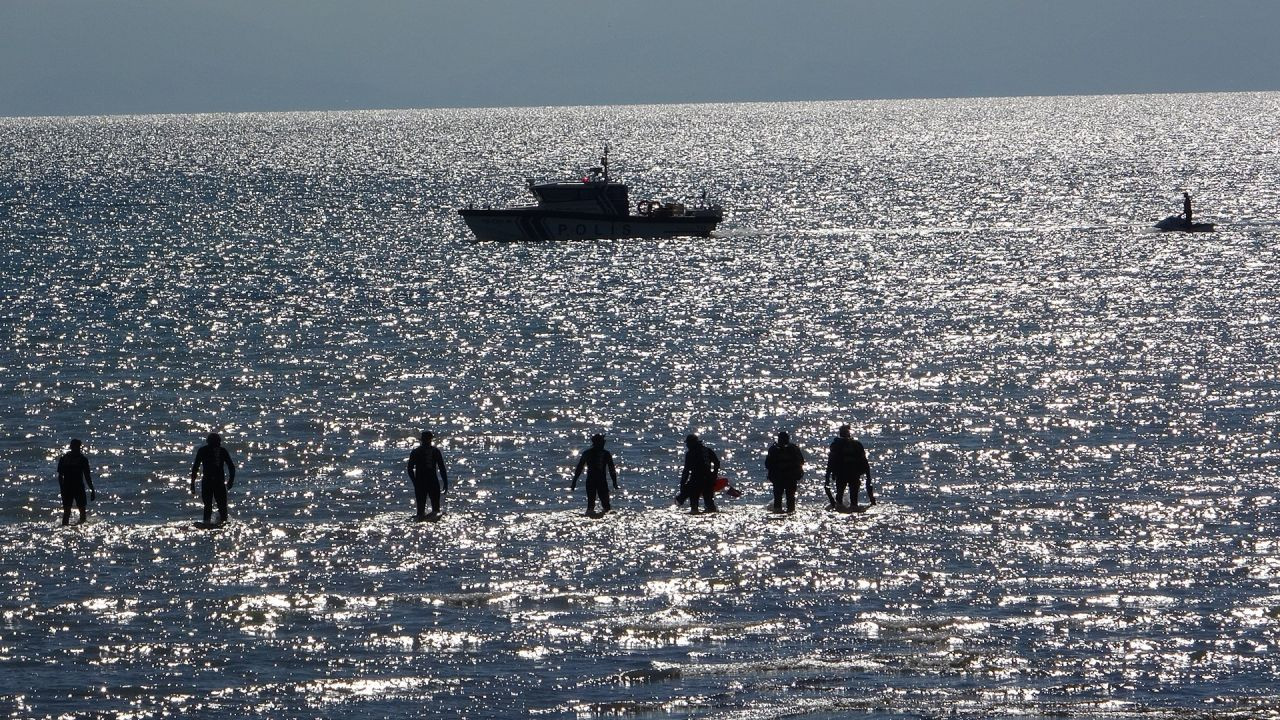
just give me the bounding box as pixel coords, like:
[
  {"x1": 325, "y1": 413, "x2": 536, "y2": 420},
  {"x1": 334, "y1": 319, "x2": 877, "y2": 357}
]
[{"x1": 2, "y1": 94, "x2": 1280, "y2": 718}]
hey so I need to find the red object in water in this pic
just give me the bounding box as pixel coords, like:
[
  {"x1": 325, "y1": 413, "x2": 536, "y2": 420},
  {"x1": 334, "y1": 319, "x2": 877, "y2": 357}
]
[{"x1": 713, "y1": 477, "x2": 729, "y2": 492}]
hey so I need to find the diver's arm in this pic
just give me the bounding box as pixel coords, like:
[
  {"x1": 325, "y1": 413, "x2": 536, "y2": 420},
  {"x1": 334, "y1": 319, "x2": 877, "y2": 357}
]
[
  {"x1": 571, "y1": 453, "x2": 586, "y2": 490},
  {"x1": 607, "y1": 453, "x2": 618, "y2": 489},
  {"x1": 406, "y1": 451, "x2": 417, "y2": 483},
  {"x1": 435, "y1": 448, "x2": 448, "y2": 492},
  {"x1": 821, "y1": 445, "x2": 835, "y2": 503},
  {"x1": 865, "y1": 465, "x2": 876, "y2": 504},
  {"x1": 190, "y1": 449, "x2": 201, "y2": 494},
  {"x1": 710, "y1": 450, "x2": 721, "y2": 475},
  {"x1": 83, "y1": 458, "x2": 95, "y2": 501},
  {"x1": 223, "y1": 449, "x2": 236, "y2": 489},
  {"x1": 680, "y1": 452, "x2": 691, "y2": 485}
]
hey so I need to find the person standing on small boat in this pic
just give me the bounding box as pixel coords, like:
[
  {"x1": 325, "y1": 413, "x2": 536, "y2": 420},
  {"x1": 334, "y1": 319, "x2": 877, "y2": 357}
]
[
  {"x1": 56, "y1": 438, "x2": 95, "y2": 526},
  {"x1": 825, "y1": 425, "x2": 875, "y2": 509},
  {"x1": 765, "y1": 431, "x2": 804, "y2": 513},
  {"x1": 679, "y1": 434, "x2": 721, "y2": 514},
  {"x1": 406, "y1": 431, "x2": 448, "y2": 520},
  {"x1": 1183, "y1": 191, "x2": 1193, "y2": 225},
  {"x1": 191, "y1": 433, "x2": 236, "y2": 525},
  {"x1": 571, "y1": 433, "x2": 618, "y2": 514}
]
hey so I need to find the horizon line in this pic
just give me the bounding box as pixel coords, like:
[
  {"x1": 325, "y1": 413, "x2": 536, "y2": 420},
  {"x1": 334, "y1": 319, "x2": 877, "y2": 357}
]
[{"x1": 2, "y1": 87, "x2": 1277, "y2": 123}]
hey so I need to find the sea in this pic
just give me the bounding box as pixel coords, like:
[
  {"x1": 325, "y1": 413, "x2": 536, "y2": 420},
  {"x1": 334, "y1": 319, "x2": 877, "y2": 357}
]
[{"x1": 1, "y1": 92, "x2": 1278, "y2": 719}]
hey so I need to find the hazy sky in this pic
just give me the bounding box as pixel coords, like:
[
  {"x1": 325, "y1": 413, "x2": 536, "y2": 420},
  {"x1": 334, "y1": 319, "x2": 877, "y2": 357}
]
[{"x1": 2, "y1": 0, "x2": 1278, "y2": 117}]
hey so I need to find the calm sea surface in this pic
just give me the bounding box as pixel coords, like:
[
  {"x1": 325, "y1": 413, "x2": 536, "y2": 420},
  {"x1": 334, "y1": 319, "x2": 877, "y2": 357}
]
[{"x1": 2, "y1": 93, "x2": 1279, "y2": 718}]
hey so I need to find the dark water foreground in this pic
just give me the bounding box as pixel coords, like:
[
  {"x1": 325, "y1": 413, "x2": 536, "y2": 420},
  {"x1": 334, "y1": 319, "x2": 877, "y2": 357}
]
[{"x1": 2, "y1": 93, "x2": 1279, "y2": 717}]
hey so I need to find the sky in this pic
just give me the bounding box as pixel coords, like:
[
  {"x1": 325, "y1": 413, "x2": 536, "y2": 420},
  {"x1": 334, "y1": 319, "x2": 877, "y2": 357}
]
[{"x1": 2, "y1": 0, "x2": 1278, "y2": 117}]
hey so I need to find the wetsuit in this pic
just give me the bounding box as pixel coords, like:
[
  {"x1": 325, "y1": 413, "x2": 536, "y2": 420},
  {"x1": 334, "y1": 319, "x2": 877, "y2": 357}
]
[
  {"x1": 406, "y1": 444, "x2": 448, "y2": 516},
  {"x1": 56, "y1": 449, "x2": 93, "y2": 524},
  {"x1": 680, "y1": 443, "x2": 720, "y2": 512},
  {"x1": 1184, "y1": 193, "x2": 1193, "y2": 224},
  {"x1": 573, "y1": 446, "x2": 617, "y2": 513},
  {"x1": 765, "y1": 441, "x2": 804, "y2": 513},
  {"x1": 192, "y1": 444, "x2": 235, "y2": 524},
  {"x1": 826, "y1": 436, "x2": 872, "y2": 507}
]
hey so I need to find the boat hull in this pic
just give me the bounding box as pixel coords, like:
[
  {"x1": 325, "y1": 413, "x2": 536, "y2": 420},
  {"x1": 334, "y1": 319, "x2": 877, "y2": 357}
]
[
  {"x1": 459, "y1": 208, "x2": 719, "y2": 242},
  {"x1": 1154, "y1": 215, "x2": 1215, "y2": 232}
]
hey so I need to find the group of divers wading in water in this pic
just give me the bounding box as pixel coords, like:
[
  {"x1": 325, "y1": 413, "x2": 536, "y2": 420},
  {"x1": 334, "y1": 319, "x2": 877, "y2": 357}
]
[{"x1": 51, "y1": 425, "x2": 876, "y2": 526}]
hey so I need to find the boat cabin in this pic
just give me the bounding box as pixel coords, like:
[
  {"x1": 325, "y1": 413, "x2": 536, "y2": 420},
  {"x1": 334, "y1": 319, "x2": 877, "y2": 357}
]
[{"x1": 527, "y1": 179, "x2": 630, "y2": 216}]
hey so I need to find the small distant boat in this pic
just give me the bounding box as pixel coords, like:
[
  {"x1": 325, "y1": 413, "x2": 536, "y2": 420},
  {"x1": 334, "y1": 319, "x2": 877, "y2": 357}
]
[
  {"x1": 1154, "y1": 191, "x2": 1215, "y2": 232},
  {"x1": 458, "y1": 147, "x2": 723, "y2": 242},
  {"x1": 1154, "y1": 215, "x2": 1215, "y2": 232}
]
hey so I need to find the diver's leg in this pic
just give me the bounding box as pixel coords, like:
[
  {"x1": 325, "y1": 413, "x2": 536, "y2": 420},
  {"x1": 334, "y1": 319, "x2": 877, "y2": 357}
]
[
  {"x1": 598, "y1": 481, "x2": 611, "y2": 512},
  {"x1": 427, "y1": 482, "x2": 441, "y2": 515},
  {"x1": 785, "y1": 479, "x2": 796, "y2": 513},
  {"x1": 836, "y1": 476, "x2": 850, "y2": 507},
  {"x1": 201, "y1": 481, "x2": 214, "y2": 524},
  {"x1": 702, "y1": 479, "x2": 717, "y2": 512},
  {"x1": 76, "y1": 490, "x2": 87, "y2": 523},
  {"x1": 214, "y1": 481, "x2": 228, "y2": 523},
  {"x1": 413, "y1": 480, "x2": 427, "y2": 518},
  {"x1": 586, "y1": 482, "x2": 599, "y2": 513},
  {"x1": 771, "y1": 481, "x2": 783, "y2": 512},
  {"x1": 61, "y1": 488, "x2": 72, "y2": 526}
]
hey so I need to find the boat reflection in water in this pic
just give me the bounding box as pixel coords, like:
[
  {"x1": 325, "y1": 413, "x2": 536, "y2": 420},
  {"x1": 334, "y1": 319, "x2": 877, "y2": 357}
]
[{"x1": 459, "y1": 147, "x2": 722, "y2": 241}]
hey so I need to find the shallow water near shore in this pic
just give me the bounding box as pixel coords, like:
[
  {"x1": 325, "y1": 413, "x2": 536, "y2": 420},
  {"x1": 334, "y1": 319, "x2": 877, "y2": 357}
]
[{"x1": 2, "y1": 93, "x2": 1280, "y2": 718}]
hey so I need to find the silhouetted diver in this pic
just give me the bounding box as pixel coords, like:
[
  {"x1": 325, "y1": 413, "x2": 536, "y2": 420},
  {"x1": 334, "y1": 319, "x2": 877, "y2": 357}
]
[
  {"x1": 765, "y1": 431, "x2": 805, "y2": 513},
  {"x1": 678, "y1": 434, "x2": 720, "y2": 514},
  {"x1": 825, "y1": 425, "x2": 875, "y2": 509},
  {"x1": 571, "y1": 434, "x2": 619, "y2": 514},
  {"x1": 191, "y1": 433, "x2": 236, "y2": 525},
  {"x1": 406, "y1": 431, "x2": 448, "y2": 520},
  {"x1": 1183, "y1": 191, "x2": 1193, "y2": 224},
  {"x1": 56, "y1": 438, "x2": 95, "y2": 526}
]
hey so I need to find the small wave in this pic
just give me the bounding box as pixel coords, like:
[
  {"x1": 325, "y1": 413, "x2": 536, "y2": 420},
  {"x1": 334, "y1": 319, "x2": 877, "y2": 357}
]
[{"x1": 636, "y1": 654, "x2": 885, "y2": 682}]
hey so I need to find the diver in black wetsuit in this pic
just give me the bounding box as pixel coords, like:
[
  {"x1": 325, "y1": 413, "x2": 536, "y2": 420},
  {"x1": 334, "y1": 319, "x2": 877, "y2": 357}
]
[
  {"x1": 825, "y1": 425, "x2": 875, "y2": 509},
  {"x1": 1183, "y1": 191, "x2": 1193, "y2": 225},
  {"x1": 56, "y1": 438, "x2": 95, "y2": 526},
  {"x1": 406, "y1": 431, "x2": 448, "y2": 519},
  {"x1": 571, "y1": 434, "x2": 618, "y2": 514},
  {"x1": 765, "y1": 431, "x2": 804, "y2": 513},
  {"x1": 678, "y1": 434, "x2": 720, "y2": 514},
  {"x1": 191, "y1": 433, "x2": 236, "y2": 525}
]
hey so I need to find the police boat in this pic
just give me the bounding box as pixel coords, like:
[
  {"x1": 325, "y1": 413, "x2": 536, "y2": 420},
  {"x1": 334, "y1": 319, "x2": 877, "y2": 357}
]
[{"x1": 458, "y1": 147, "x2": 723, "y2": 242}]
